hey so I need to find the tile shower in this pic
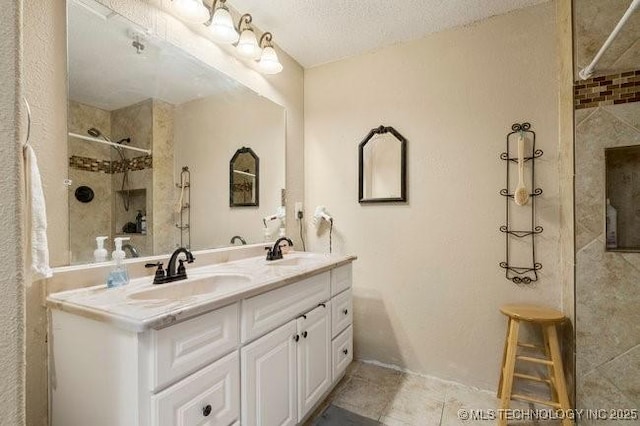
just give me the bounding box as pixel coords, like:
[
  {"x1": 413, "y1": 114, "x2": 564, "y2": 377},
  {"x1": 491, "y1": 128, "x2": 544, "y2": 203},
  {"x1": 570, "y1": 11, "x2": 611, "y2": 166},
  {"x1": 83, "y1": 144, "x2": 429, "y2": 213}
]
[
  {"x1": 575, "y1": 98, "x2": 640, "y2": 418},
  {"x1": 67, "y1": 98, "x2": 175, "y2": 263},
  {"x1": 574, "y1": 0, "x2": 640, "y2": 417}
]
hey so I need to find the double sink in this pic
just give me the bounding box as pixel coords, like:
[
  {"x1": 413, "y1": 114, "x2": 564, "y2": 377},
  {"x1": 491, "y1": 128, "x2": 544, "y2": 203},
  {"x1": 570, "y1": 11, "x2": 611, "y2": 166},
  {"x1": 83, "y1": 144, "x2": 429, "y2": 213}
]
[{"x1": 127, "y1": 252, "x2": 318, "y2": 302}]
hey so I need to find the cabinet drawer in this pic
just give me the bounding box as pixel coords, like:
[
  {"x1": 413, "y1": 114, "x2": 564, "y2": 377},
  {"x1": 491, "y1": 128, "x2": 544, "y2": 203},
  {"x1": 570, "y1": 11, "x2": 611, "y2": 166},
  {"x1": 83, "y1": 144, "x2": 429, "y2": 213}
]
[
  {"x1": 331, "y1": 264, "x2": 352, "y2": 296},
  {"x1": 150, "y1": 350, "x2": 240, "y2": 426},
  {"x1": 332, "y1": 325, "x2": 353, "y2": 382},
  {"x1": 149, "y1": 303, "x2": 239, "y2": 391},
  {"x1": 331, "y1": 289, "x2": 352, "y2": 338},
  {"x1": 241, "y1": 272, "x2": 330, "y2": 342}
]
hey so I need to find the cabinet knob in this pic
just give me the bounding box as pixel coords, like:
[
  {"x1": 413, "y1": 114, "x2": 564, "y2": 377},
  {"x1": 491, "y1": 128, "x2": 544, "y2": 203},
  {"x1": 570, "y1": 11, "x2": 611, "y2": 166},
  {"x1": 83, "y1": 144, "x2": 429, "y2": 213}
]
[
  {"x1": 343, "y1": 349, "x2": 349, "y2": 355},
  {"x1": 302, "y1": 331, "x2": 308, "y2": 338},
  {"x1": 343, "y1": 309, "x2": 349, "y2": 315},
  {"x1": 293, "y1": 334, "x2": 300, "y2": 342},
  {"x1": 202, "y1": 404, "x2": 212, "y2": 417}
]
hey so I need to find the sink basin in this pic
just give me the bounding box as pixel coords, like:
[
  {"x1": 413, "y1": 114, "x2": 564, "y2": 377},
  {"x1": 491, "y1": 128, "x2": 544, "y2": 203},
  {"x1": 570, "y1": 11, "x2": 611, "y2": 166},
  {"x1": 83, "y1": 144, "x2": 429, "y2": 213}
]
[{"x1": 128, "y1": 274, "x2": 251, "y2": 301}]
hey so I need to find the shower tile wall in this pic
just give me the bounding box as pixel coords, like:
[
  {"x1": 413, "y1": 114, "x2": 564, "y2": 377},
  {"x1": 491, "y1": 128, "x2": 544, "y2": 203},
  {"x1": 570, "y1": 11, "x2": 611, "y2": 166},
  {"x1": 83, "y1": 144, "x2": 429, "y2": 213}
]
[
  {"x1": 111, "y1": 99, "x2": 154, "y2": 256},
  {"x1": 575, "y1": 101, "x2": 640, "y2": 417},
  {"x1": 574, "y1": 1, "x2": 640, "y2": 418},
  {"x1": 68, "y1": 101, "x2": 113, "y2": 264}
]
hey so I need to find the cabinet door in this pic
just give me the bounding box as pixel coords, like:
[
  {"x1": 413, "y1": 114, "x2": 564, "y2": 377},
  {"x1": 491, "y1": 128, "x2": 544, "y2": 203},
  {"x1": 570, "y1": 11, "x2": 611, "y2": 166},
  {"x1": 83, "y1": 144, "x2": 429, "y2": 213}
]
[
  {"x1": 297, "y1": 303, "x2": 331, "y2": 421},
  {"x1": 241, "y1": 320, "x2": 298, "y2": 426}
]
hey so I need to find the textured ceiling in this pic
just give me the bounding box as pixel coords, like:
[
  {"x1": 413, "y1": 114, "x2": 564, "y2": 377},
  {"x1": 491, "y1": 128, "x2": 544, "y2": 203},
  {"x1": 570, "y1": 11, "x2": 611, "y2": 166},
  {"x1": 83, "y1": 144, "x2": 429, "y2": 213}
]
[{"x1": 231, "y1": 0, "x2": 547, "y2": 68}]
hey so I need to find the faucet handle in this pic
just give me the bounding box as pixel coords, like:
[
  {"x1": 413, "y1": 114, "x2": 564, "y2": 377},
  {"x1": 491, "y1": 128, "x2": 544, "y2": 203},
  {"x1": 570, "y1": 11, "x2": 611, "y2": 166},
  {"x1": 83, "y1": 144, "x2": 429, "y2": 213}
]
[
  {"x1": 177, "y1": 259, "x2": 186, "y2": 276},
  {"x1": 145, "y1": 262, "x2": 166, "y2": 284}
]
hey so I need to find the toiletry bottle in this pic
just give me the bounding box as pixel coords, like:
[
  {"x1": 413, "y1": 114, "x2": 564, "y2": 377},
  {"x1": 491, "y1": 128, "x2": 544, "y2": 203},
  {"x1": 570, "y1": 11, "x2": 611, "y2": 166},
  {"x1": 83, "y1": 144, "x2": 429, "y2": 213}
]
[
  {"x1": 136, "y1": 210, "x2": 143, "y2": 233},
  {"x1": 606, "y1": 198, "x2": 618, "y2": 249},
  {"x1": 141, "y1": 212, "x2": 147, "y2": 235},
  {"x1": 93, "y1": 236, "x2": 109, "y2": 263},
  {"x1": 107, "y1": 237, "x2": 130, "y2": 288}
]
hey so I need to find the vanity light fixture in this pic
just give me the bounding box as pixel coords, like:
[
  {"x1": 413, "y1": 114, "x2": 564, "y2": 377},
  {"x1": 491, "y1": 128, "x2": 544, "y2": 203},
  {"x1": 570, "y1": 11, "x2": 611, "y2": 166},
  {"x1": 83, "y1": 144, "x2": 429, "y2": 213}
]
[
  {"x1": 236, "y1": 14, "x2": 261, "y2": 59},
  {"x1": 171, "y1": 0, "x2": 209, "y2": 24},
  {"x1": 208, "y1": 0, "x2": 239, "y2": 44},
  {"x1": 257, "y1": 32, "x2": 283, "y2": 75},
  {"x1": 172, "y1": 0, "x2": 283, "y2": 75}
]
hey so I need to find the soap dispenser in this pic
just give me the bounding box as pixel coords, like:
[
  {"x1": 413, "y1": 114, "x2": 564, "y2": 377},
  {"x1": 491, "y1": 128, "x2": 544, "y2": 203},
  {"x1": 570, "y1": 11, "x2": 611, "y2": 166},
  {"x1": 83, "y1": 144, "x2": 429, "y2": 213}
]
[
  {"x1": 107, "y1": 237, "x2": 130, "y2": 288},
  {"x1": 93, "y1": 236, "x2": 109, "y2": 263}
]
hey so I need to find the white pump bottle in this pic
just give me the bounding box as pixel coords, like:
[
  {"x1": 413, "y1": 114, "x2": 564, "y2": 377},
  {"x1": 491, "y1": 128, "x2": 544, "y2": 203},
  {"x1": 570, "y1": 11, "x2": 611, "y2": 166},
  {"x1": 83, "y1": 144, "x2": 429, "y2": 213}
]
[
  {"x1": 94, "y1": 236, "x2": 109, "y2": 263},
  {"x1": 107, "y1": 237, "x2": 130, "y2": 288}
]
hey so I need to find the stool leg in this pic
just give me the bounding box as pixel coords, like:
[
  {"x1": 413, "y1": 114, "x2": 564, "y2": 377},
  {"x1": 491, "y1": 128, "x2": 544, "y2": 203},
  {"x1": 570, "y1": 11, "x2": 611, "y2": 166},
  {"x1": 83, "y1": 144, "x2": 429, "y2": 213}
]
[
  {"x1": 498, "y1": 319, "x2": 519, "y2": 426},
  {"x1": 545, "y1": 324, "x2": 573, "y2": 426},
  {"x1": 542, "y1": 328, "x2": 559, "y2": 403},
  {"x1": 497, "y1": 317, "x2": 512, "y2": 399}
]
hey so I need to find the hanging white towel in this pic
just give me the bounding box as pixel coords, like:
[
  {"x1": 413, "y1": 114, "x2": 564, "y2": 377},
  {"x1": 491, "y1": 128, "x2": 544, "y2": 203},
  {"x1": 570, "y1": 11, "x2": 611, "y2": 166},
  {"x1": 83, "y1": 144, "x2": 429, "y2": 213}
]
[{"x1": 24, "y1": 144, "x2": 53, "y2": 278}]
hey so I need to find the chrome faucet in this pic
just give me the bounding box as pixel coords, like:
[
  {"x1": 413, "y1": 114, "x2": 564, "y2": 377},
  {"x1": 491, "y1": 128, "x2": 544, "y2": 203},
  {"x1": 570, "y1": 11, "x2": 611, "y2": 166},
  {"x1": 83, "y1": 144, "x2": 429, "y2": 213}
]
[
  {"x1": 265, "y1": 237, "x2": 293, "y2": 261},
  {"x1": 122, "y1": 243, "x2": 139, "y2": 258},
  {"x1": 230, "y1": 235, "x2": 247, "y2": 245},
  {"x1": 145, "y1": 247, "x2": 195, "y2": 284}
]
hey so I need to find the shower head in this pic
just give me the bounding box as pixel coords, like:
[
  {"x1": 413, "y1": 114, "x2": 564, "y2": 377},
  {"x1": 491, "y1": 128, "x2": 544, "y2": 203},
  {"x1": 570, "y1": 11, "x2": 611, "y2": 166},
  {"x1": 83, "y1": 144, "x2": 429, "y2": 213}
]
[
  {"x1": 88, "y1": 128, "x2": 131, "y2": 145},
  {"x1": 87, "y1": 127, "x2": 113, "y2": 142}
]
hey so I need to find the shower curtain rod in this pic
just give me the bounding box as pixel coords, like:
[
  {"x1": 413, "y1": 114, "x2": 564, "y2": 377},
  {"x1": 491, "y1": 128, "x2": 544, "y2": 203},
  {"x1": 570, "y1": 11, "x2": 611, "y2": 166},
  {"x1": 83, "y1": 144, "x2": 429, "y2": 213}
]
[
  {"x1": 68, "y1": 132, "x2": 152, "y2": 155},
  {"x1": 579, "y1": 0, "x2": 640, "y2": 80}
]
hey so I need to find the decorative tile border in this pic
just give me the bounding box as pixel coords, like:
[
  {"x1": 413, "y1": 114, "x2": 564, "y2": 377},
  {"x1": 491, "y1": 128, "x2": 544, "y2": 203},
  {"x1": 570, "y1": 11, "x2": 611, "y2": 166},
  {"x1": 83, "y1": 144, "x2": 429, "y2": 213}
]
[
  {"x1": 69, "y1": 155, "x2": 153, "y2": 174},
  {"x1": 111, "y1": 155, "x2": 153, "y2": 173},
  {"x1": 69, "y1": 155, "x2": 112, "y2": 173},
  {"x1": 574, "y1": 70, "x2": 640, "y2": 109}
]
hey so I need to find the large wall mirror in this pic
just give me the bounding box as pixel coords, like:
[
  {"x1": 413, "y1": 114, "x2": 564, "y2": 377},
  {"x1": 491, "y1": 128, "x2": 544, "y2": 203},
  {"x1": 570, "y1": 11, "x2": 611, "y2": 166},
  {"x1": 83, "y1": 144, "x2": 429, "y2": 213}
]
[{"x1": 66, "y1": 0, "x2": 285, "y2": 265}]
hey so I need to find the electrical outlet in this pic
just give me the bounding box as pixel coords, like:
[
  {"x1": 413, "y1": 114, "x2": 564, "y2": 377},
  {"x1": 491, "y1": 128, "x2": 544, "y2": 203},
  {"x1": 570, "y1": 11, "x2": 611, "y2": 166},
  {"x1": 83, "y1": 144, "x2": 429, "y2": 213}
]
[{"x1": 295, "y1": 202, "x2": 304, "y2": 219}]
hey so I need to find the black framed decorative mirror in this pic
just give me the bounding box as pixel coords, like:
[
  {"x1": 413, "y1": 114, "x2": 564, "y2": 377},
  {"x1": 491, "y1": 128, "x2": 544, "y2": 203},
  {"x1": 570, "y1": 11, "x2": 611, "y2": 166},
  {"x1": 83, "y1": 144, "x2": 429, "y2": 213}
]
[
  {"x1": 230, "y1": 147, "x2": 259, "y2": 207},
  {"x1": 358, "y1": 125, "x2": 407, "y2": 203}
]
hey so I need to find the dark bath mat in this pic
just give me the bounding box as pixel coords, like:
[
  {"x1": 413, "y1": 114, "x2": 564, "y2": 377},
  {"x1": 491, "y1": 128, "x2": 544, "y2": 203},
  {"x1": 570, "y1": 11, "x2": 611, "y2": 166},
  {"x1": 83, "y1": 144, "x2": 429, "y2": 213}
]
[{"x1": 312, "y1": 404, "x2": 382, "y2": 426}]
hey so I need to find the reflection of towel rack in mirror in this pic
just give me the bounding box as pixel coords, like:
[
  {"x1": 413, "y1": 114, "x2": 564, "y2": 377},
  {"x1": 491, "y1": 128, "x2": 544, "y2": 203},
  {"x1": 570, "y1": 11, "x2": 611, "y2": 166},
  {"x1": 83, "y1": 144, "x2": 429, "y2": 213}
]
[{"x1": 175, "y1": 166, "x2": 191, "y2": 249}]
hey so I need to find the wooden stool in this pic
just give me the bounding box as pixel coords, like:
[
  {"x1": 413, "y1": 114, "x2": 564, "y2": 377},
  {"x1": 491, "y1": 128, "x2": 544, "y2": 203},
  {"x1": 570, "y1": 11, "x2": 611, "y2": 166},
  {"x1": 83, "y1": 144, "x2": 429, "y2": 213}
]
[{"x1": 497, "y1": 304, "x2": 572, "y2": 426}]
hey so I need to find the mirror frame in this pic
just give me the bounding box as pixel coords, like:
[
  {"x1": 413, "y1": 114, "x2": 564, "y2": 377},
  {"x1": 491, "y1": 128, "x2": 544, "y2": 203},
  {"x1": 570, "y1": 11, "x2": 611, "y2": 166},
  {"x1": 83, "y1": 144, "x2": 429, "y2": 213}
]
[
  {"x1": 358, "y1": 125, "x2": 407, "y2": 203},
  {"x1": 229, "y1": 147, "x2": 260, "y2": 207}
]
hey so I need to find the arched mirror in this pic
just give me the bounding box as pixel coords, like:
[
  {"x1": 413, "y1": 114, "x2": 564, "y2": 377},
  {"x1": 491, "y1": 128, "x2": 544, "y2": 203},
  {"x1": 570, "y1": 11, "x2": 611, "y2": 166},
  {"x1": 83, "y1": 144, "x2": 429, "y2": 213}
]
[
  {"x1": 359, "y1": 125, "x2": 407, "y2": 203},
  {"x1": 230, "y1": 147, "x2": 259, "y2": 207}
]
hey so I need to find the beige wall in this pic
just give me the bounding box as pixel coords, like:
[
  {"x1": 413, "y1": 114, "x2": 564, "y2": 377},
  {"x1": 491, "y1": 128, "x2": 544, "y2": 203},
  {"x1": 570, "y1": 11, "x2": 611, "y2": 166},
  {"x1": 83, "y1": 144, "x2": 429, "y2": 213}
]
[
  {"x1": 174, "y1": 95, "x2": 285, "y2": 249},
  {"x1": 23, "y1": 0, "x2": 304, "y2": 424},
  {"x1": 305, "y1": 2, "x2": 562, "y2": 390},
  {"x1": 0, "y1": 0, "x2": 25, "y2": 423}
]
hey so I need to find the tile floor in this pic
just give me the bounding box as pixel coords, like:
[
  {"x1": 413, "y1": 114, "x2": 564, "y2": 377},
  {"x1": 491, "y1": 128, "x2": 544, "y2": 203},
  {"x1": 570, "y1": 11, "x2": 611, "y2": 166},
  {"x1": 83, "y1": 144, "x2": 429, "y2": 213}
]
[{"x1": 307, "y1": 361, "x2": 561, "y2": 426}]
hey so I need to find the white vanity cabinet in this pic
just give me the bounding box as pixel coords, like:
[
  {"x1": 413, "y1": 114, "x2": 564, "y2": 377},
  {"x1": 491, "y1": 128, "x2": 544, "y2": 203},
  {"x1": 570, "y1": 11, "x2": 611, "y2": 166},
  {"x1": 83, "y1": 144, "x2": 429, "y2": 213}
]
[{"x1": 50, "y1": 262, "x2": 354, "y2": 426}]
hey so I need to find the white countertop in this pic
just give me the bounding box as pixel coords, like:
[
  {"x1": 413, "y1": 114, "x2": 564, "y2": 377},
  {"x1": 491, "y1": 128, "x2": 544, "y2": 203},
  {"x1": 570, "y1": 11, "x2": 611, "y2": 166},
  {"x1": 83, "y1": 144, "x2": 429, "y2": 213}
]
[{"x1": 46, "y1": 252, "x2": 356, "y2": 332}]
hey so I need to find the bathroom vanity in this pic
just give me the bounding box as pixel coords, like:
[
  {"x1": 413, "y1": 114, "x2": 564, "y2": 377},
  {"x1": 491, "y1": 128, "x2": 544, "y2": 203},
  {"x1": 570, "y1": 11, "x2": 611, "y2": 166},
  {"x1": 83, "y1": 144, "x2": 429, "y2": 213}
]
[{"x1": 47, "y1": 252, "x2": 355, "y2": 426}]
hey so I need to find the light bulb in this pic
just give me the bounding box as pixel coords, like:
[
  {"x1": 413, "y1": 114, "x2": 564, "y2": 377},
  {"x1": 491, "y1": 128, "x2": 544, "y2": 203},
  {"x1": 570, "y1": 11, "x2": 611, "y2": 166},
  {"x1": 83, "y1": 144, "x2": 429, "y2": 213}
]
[
  {"x1": 258, "y1": 46, "x2": 283, "y2": 75},
  {"x1": 172, "y1": 0, "x2": 209, "y2": 24},
  {"x1": 210, "y1": 6, "x2": 239, "y2": 44},
  {"x1": 236, "y1": 29, "x2": 260, "y2": 59}
]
